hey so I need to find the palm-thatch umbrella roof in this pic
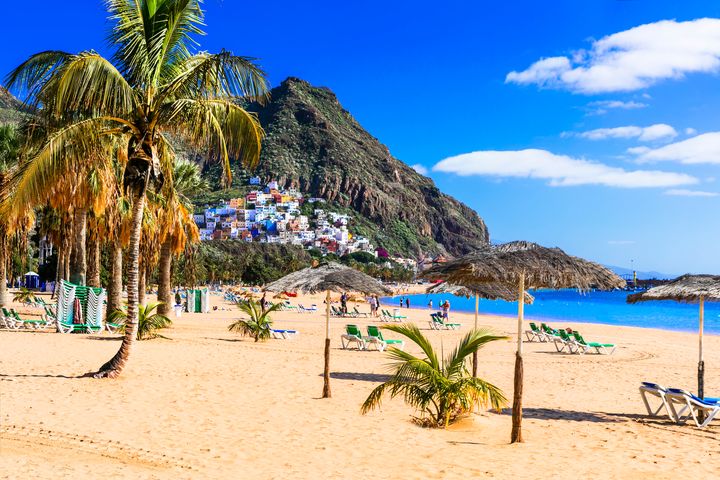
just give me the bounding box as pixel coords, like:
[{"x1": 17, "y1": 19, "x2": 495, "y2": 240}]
[
  {"x1": 421, "y1": 240, "x2": 624, "y2": 443},
  {"x1": 265, "y1": 262, "x2": 391, "y2": 399},
  {"x1": 627, "y1": 274, "x2": 720, "y2": 400},
  {"x1": 427, "y1": 281, "x2": 534, "y2": 304},
  {"x1": 627, "y1": 274, "x2": 720, "y2": 303},
  {"x1": 265, "y1": 262, "x2": 391, "y2": 295},
  {"x1": 424, "y1": 241, "x2": 624, "y2": 291}
]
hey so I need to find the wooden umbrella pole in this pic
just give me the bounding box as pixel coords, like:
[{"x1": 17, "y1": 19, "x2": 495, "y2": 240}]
[
  {"x1": 322, "y1": 289, "x2": 332, "y2": 398},
  {"x1": 472, "y1": 293, "x2": 479, "y2": 377},
  {"x1": 511, "y1": 274, "x2": 525, "y2": 443},
  {"x1": 698, "y1": 296, "x2": 705, "y2": 399},
  {"x1": 322, "y1": 290, "x2": 331, "y2": 398}
]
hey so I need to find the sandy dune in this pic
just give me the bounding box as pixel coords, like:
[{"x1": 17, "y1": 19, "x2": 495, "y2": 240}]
[{"x1": 1, "y1": 292, "x2": 718, "y2": 479}]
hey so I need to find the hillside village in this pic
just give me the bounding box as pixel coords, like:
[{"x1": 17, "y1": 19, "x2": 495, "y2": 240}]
[{"x1": 194, "y1": 177, "x2": 380, "y2": 258}]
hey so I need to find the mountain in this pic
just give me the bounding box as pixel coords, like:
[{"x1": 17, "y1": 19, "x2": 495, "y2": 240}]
[
  {"x1": 239, "y1": 77, "x2": 489, "y2": 257},
  {"x1": 0, "y1": 87, "x2": 27, "y2": 124},
  {"x1": 1, "y1": 78, "x2": 491, "y2": 258},
  {"x1": 605, "y1": 265, "x2": 674, "y2": 280}
]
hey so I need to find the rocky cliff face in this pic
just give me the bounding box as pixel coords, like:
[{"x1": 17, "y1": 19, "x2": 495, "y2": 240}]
[
  {"x1": 246, "y1": 77, "x2": 489, "y2": 257},
  {"x1": 0, "y1": 87, "x2": 26, "y2": 124},
  {"x1": 0, "y1": 78, "x2": 490, "y2": 257}
]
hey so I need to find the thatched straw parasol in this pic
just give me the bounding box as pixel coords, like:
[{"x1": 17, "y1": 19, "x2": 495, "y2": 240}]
[
  {"x1": 427, "y1": 281, "x2": 534, "y2": 377},
  {"x1": 265, "y1": 262, "x2": 391, "y2": 398},
  {"x1": 421, "y1": 241, "x2": 624, "y2": 443},
  {"x1": 628, "y1": 274, "x2": 720, "y2": 400}
]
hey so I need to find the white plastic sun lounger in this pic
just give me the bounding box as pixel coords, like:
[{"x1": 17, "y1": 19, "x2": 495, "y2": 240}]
[
  {"x1": 271, "y1": 329, "x2": 299, "y2": 339},
  {"x1": 639, "y1": 382, "x2": 674, "y2": 419},
  {"x1": 665, "y1": 388, "x2": 720, "y2": 428}
]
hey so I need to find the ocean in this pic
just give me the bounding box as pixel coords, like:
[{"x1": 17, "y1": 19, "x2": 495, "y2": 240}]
[{"x1": 383, "y1": 289, "x2": 720, "y2": 335}]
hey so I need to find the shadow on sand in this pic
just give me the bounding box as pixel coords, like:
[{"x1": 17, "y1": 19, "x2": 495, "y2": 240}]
[
  {"x1": 495, "y1": 407, "x2": 625, "y2": 423},
  {"x1": 325, "y1": 371, "x2": 392, "y2": 382}
]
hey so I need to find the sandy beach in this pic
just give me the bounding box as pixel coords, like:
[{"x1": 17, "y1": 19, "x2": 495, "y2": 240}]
[{"x1": 1, "y1": 292, "x2": 718, "y2": 479}]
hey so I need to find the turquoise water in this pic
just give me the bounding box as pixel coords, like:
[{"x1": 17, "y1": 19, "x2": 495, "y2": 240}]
[{"x1": 384, "y1": 290, "x2": 720, "y2": 334}]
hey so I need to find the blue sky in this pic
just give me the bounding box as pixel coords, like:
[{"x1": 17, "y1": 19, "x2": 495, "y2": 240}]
[{"x1": 2, "y1": 1, "x2": 719, "y2": 274}]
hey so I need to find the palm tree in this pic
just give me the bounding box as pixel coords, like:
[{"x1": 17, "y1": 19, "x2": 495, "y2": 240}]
[
  {"x1": 0, "y1": 125, "x2": 21, "y2": 309},
  {"x1": 361, "y1": 324, "x2": 508, "y2": 428},
  {"x1": 157, "y1": 158, "x2": 206, "y2": 315},
  {"x1": 229, "y1": 300, "x2": 283, "y2": 342},
  {"x1": 13, "y1": 287, "x2": 37, "y2": 305},
  {"x1": 108, "y1": 301, "x2": 172, "y2": 340},
  {"x1": 3, "y1": 0, "x2": 268, "y2": 377}
]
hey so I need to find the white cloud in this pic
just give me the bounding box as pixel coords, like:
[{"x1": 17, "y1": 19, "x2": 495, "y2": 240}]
[
  {"x1": 633, "y1": 132, "x2": 720, "y2": 164},
  {"x1": 627, "y1": 146, "x2": 651, "y2": 155},
  {"x1": 608, "y1": 240, "x2": 636, "y2": 245},
  {"x1": 587, "y1": 100, "x2": 648, "y2": 113},
  {"x1": 432, "y1": 149, "x2": 697, "y2": 188},
  {"x1": 506, "y1": 18, "x2": 720, "y2": 93},
  {"x1": 575, "y1": 124, "x2": 677, "y2": 141},
  {"x1": 410, "y1": 163, "x2": 428, "y2": 175},
  {"x1": 664, "y1": 189, "x2": 719, "y2": 197},
  {"x1": 685, "y1": 127, "x2": 698, "y2": 135}
]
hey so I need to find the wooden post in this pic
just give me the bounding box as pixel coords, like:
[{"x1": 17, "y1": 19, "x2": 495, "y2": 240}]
[
  {"x1": 473, "y1": 294, "x2": 480, "y2": 378},
  {"x1": 698, "y1": 296, "x2": 705, "y2": 399},
  {"x1": 322, "y1": 290, "x2": 332, "y2": 398},
  {"x1": 511, "y1": 274, "x2": 525, "y2": 443}
]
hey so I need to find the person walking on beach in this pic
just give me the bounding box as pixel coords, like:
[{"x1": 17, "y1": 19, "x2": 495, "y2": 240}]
[
  {"x1": 375, "y1": 295, "x2": 381, "y2": 317},
  {"x1": 442, "y1": 300, "x2": 451, "y2": 320},
  {"x1": 399, "y1": 296, "x2": 404, "y2": 308},
  {"x1": 368, "y1": 296, "x2": 377, "y2": 317},
  {"x1": 340, "y1": 292, "x2": 348, "y2": 314},
  {"x1": 405, "y1": 297, "x2": 410, "y2": 309},
  {"x1": 260, "y1": 292, "x2": 267, "y2": 312}
]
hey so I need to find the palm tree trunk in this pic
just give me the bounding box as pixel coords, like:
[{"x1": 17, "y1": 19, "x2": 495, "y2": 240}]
[
  {"x1": 86, "y1": 233, "x2": 101, "y2": 288},
  {"x1": 94, "y1": 181, "x2": 148, "y2": 378},
  {"x1": 323, "y1": 290, "x2": 332, "y2": 398},
  {"x1": 0, "y1": 242, "x2": 7, "y2": 309},
  {"x1": 138, "y1": 265, "x2": 146, "y2": 307},
  {"x1": 52, "y1": 242, "x2": 65, "y2": 299},
  {"x1": 157, "y1": 238, "x2": 172, "y2": 315},
  {"x1": 69, "y1": 207, "x2": 87, "y2": 285},
  {"x1": 106, "y1": 242, "x2": 123, "y2": 314},
  {"x1": 511, "y1": 275, "x2": 525, "y2": 443}
]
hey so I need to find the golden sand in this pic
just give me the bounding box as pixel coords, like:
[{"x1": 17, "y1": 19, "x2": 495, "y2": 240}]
[{"x1": 1, "y1": 292, "x2": 718, "y2": 479}]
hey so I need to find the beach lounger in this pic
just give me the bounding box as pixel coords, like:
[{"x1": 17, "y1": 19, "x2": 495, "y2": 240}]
[
  {"x1": 572, "y1": 331, "x2": 616, "y2": 355},
  {"x1": 353, "y1": 306, "x2": 369, "y2": 318},
  {"x1": 0, "y1": 311, "x2": 20, "y2": 330},
  {"x1": 6, "y1": 308, "x2": 47, "y2": 329},
  {"x1": 525, "y1": 322, "x2": 545, "y2": 342},
  {"x1": 382, "y1": 309, "x2": 406, "y2": 322},
  {"x1": 664, "y1": 388, "x2": 720, "y2": 428},
  {"x1": 540, "y1": 323, "x2": 561, "y2": 341},
  {"x1": 340, "y1": 324, "x2": 366, "y2": 350},
  {"x1": 639, "y1": 382, "x2": 676, "y2": 420},
  {"x1": 553, "y1": 329, "x2": 579, "y2": 353},
  {"x1": 365, "y1": 325, "x2": 405, "y2": 352},
  {"x1": 429, "y1": 312, "x2": 461, "y2": 330},
  {"x1": 271, "y1": 328, "x2": 299, "y2": 339}
]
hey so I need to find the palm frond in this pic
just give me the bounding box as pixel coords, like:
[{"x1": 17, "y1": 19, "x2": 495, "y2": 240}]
[
  {"x1": 43, "y1": 51, "x2": 139, "y2": 118},
  {"x1": 158, "y1": 98, "x2": 263, "y2": 184},
  {"x1": 362, "y1": 324, "x2": 508, "y2": 427},
  {"x1": 382, "y1": 323, "x2": 439, "y2": 370},
  {"x1": 157, "y1": 50, "x2": 269, "y2": 104},
  {"x1": 4, "y1": 50, "x2": 73, "y2": 103},
  {"x1": 0, "y1": 117, "x2": 126, "y2": 220},
  {"x1": 444, "y1": 329, "x2": 509, "y2": 379}
]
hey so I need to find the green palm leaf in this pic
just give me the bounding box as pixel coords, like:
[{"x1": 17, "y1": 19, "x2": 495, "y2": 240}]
[{"x1": 361, "y1": 325, "x2": 508, "y2": 427}]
